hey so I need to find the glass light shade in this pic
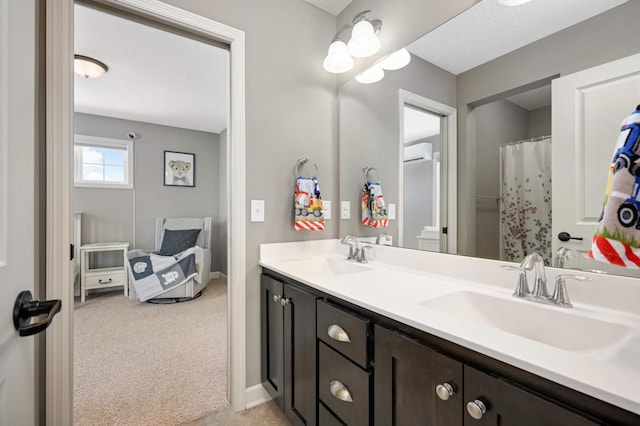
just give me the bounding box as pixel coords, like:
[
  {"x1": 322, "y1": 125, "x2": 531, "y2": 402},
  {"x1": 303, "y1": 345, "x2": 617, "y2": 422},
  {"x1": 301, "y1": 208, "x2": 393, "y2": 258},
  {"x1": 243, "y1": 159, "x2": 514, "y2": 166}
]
[
  {"x1": 355, "y1": 65, "x2": 384, "y2": 84},
  {"x1": 497, "y1": 0, "x2": 533, "y2": 5},
  {"x1": 347, "y1": 20, "x2": 381, "y2": 58},
  {"x1": 378, "y1": 48, "x2": 411, "y2": 71},
  {"x1": 74, "y1": 55, "x2": 108, "y2": 79},
  {"x1": 323, "y1": 40, "x2": 354, "y2": 73}
]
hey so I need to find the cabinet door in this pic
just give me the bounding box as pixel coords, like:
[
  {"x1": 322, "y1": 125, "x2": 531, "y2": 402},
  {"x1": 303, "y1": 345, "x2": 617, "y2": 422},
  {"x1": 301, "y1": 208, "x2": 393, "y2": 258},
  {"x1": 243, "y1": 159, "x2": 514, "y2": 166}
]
[
  {"x1": 261, "y1": 275, "x2": 284, "y2": 410},
  {"x1": 284, "y1": 284, "x2": 318, "y2": 426},
  {"x1": 463, "y1": 366, "x2": 598, "y2": 426},
  {"x1": 374, "y1": 325, "x2": 463, "y2": 426}
]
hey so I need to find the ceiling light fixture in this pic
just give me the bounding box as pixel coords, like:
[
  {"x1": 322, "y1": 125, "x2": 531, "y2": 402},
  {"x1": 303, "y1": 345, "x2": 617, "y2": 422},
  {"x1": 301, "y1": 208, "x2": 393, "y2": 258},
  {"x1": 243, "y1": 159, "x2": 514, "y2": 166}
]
[
  {"x1": 74, "y1": 54, "x2": 108, "y2": 79},
  {"x1": 378, "y1": 48, "x2": 411, "y2": 71},
  {"x1": 322, "y1": 10, "x2": 382, "y2": 74},
  {"x1": 497, "y1": 0, "x2": 534, "y2": 6}
]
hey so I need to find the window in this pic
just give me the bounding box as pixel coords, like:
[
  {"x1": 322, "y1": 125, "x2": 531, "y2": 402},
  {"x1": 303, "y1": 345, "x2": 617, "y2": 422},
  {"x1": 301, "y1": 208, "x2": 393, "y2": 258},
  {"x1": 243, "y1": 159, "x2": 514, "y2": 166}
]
[{"x1": 74, "y1": 135, "x2": 134, "y2": 188}]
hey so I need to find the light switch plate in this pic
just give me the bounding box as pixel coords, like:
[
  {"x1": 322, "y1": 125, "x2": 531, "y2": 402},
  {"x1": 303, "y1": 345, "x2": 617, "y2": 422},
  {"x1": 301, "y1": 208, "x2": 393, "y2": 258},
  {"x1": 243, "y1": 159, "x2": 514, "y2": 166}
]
[
  {"x1": 341, "y1": 201, "x2": 350, "y2": 219},
  {"x1": 388, "y1": 203, "x2": 396, "y2": 220},
  {"x1": 251, "y1": 200, "x2": 265, "y2": 222},
  {"x1": 323, "y1": 200, "x2": 331, "y2": 219}
]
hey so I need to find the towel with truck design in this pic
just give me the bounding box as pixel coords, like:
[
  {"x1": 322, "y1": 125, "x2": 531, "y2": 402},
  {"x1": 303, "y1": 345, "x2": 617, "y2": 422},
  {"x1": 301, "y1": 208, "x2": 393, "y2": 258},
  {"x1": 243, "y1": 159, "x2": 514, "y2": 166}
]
[{"x1": 589, "y1": 105, "x2": 640, "y2": 267}]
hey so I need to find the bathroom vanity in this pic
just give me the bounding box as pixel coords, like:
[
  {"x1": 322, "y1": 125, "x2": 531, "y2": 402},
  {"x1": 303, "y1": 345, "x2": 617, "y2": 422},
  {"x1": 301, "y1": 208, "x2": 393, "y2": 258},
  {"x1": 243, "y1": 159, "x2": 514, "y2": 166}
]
[{"x1": 260, "y1": 240, "x2": 640, "y2": 425}]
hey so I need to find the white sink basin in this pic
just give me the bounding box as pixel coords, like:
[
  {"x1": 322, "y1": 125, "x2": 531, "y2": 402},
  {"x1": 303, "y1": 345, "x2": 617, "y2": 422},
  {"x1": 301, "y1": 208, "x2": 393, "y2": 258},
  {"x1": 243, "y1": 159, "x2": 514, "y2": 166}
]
[
  {"x1": 419, "y1": 291, "x2": 634, "y2": 353},
  {"x1": 276, "y1": 257, "x2": 371, "y2": 279}
]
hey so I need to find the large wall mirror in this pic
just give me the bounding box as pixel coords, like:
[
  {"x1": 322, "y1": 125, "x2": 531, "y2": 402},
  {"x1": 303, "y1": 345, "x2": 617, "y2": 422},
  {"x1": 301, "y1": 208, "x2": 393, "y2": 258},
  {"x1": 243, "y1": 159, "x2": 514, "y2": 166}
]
[{"x1": 339, "y1": 0, "x2": 640, "y2": 278}]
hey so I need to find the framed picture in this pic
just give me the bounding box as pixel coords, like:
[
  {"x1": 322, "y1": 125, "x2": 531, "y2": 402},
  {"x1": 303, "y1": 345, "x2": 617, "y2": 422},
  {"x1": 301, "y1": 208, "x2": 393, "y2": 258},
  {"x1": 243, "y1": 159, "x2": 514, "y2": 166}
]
[{"x1": 164, "y1": 151, "x2": 195, "y2": 187}]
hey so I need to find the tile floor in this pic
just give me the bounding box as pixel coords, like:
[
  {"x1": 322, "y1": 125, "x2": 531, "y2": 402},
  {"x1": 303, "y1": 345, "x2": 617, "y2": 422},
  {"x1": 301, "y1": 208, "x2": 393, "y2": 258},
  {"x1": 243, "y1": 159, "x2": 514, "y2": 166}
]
[{"x1": 185, "y1": 401, "x2": 291, "y2": 425}]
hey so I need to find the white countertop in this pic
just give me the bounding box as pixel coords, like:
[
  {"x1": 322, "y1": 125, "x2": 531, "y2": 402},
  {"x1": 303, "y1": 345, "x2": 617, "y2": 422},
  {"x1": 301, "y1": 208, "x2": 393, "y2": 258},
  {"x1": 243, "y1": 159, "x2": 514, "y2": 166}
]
[{"x1": 259, "y1": 239, "x2": 640, "y2": 416}]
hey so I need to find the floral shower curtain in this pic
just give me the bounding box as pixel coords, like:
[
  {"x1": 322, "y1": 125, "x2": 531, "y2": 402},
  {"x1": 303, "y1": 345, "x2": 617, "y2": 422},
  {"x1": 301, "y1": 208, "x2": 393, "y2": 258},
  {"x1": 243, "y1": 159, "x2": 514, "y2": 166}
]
[{"x1": 500, "y1": 138, "x2": 552, "y2": 264}]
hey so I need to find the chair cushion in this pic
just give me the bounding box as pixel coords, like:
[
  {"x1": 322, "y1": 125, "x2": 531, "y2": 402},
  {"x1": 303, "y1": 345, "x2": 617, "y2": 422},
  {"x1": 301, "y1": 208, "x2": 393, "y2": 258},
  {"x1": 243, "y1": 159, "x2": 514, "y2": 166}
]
[
  {"x1": 158, "y1": 229, "x2": 201, "y2": 256},
  {"x1": 162, "y1": 218, "x2": 206, "y2": 248}
]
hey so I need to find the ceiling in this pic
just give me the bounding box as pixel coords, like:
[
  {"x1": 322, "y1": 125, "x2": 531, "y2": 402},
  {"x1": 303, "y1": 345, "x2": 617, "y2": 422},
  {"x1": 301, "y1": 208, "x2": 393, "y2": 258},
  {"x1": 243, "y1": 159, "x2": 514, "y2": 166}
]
[
  {"x1": 303, "y1": 0, "x2": 352, "y2": 16},
  {"x1": 74, "y1": 4, "x2": 229, "y2": 134}
]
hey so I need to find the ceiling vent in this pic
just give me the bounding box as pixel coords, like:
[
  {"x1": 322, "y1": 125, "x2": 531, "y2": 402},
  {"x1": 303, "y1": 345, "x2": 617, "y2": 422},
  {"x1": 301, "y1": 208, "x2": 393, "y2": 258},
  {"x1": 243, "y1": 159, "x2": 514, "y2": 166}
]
[{"x1": 404, "y1": 142, "x2": 432, "y2": 163}]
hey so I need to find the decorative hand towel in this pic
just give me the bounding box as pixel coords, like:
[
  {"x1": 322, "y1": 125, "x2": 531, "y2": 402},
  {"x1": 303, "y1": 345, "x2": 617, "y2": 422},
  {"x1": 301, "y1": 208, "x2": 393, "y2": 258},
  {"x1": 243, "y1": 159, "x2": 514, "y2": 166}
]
[
  {"x1": 361, "y1": 181, "x2": 388, "y2": 228},
  {"x1": 589, "y1": 105, "x2": 640, "y2": 267},
  {"x1": 294, "y1": 176, "x2": 325, "y2": 231}
]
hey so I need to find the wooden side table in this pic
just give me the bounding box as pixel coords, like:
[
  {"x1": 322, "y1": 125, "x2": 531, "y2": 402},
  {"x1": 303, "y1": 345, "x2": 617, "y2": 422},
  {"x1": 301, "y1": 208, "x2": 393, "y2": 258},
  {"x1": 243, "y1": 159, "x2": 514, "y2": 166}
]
[{"x1": 80, "y1": 242, "x2": 129, "y2": 302}]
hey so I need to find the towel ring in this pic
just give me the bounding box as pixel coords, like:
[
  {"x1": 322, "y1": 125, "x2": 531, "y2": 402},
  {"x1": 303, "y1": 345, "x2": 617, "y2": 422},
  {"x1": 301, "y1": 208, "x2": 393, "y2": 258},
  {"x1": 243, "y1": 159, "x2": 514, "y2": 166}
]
[
  {"x1": 295, "y1": 158, "x2": 318, "y2": 178},
  {"x1": 362, "y1": 166, "x2": 380, "y2": 182}
]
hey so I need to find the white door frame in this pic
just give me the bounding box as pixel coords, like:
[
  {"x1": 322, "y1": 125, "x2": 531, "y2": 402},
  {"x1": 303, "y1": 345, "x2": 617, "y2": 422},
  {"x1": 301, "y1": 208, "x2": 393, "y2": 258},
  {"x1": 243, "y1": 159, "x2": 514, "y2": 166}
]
[
  {"x1": 46, "y1": 1, "x2": 246, "y2": 422},
  {"x1": 398, "y1": 89, "x2": 457, "y2": 253}
]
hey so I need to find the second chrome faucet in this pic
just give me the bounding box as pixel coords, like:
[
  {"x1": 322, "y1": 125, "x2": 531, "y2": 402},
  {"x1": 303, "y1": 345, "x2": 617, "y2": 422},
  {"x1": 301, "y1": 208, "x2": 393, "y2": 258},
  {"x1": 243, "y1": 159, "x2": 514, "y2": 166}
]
[
  {"x1": 341, "y1": 235, "x2": 372, "y2": 263},
  {"x1": 502, "y1": 252, "x2": 590, "y2": 308}
]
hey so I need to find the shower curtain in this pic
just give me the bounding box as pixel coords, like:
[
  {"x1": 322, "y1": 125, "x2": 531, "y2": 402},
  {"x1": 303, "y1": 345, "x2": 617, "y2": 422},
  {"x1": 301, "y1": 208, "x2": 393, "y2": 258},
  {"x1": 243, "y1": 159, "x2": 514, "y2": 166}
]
[{"x1": 500, "y1": 138, "x2": 552, "y2": 264}]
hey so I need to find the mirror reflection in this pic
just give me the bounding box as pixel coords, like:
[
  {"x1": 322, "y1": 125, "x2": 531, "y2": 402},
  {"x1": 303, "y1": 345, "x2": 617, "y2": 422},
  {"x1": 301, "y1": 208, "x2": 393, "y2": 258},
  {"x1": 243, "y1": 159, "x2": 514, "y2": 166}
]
[{"x1": 338, "y1": 0, "x2": 640, "y2": 278}]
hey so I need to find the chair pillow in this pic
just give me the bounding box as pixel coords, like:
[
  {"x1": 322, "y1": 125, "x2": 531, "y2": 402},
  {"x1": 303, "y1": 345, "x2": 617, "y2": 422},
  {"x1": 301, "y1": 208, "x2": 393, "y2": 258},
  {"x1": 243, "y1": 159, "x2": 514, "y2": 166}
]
[{"x1": 159, "y1": 229, "x2": 201, "y2": 256}]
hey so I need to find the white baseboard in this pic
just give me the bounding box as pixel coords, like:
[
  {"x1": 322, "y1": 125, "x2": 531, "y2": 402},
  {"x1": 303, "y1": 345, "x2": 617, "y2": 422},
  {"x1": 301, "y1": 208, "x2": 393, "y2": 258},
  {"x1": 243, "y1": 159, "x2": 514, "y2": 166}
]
[
  {"x1": 209, "y1": 271, "x2": 227, "y2": 280},
  {"x1": 245, "y1": 384, "x2": 272, "y2": 409}
]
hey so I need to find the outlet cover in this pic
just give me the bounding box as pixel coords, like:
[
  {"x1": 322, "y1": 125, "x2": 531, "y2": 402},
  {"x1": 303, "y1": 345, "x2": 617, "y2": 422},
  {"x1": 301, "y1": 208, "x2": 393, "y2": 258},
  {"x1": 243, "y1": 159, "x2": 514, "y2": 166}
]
[
  {"x1": 323, "y1": 200, "x2": 331, "y2": 219},
  {"x1": 388, "y1": 203, "x2": 396, "y2": 220}
]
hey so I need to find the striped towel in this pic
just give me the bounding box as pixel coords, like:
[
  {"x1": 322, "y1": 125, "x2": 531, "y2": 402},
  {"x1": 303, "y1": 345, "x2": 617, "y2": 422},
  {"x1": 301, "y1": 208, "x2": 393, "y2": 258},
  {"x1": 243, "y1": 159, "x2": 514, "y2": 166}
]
[
  {"x1": 589, "y1": 106, "x2": 640, "y2": 268},
  {"x1": 361, "y1": 181, "x2": 388, "y2": 228},
  {"x1": 294, "y1": 176, "x2": 325, "y2": 231}
]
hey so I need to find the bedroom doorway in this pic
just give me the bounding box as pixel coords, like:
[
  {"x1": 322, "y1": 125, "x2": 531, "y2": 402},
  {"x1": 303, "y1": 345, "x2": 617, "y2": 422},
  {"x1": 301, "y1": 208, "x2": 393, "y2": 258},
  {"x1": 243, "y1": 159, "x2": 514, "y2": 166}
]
[{"x1": 72, "y1": 2, "x2": 233, "y2": 423}]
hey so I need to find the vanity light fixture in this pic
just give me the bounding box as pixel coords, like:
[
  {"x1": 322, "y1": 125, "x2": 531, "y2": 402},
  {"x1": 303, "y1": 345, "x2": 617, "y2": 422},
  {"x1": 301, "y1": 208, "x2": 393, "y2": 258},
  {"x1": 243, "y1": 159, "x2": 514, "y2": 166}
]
[
  {"x1": 497, "y1": 0, "x2": 534, "y2": 6},
  {"x1": 355, "y1": 65, "x2": 384, "y2": 84},
  {"x1": 322, "y1": 10, "x2": 381, "y2": 74},
  {"x1": 74, "y1": 54, "x2": 108, "y2": 79},
  {"x1": 378, "y1": 48, "x2": 411, "y2": 71}
]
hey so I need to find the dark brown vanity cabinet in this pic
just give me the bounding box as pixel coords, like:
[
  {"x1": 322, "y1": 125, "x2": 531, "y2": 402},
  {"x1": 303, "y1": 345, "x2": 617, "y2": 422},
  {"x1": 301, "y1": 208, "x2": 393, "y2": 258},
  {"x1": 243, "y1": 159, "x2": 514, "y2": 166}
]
[
  {"x1": 374, "y1": 325, "x2": 463, "y2": 426},
  {"x1": 463, "y1": 366, "x2": 597, "y2": 426},
  {"x1": 261, "y1": 274, "x2": 318, "y2": 426}
]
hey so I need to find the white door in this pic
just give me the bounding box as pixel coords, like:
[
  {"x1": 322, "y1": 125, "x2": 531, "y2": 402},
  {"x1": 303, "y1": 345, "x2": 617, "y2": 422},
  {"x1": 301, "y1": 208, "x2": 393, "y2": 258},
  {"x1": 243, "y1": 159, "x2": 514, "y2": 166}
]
[
  {"x1": 0, "y1": 0, "x2": 39, "y2": 424},
  {"x1": 552, "y1": 53, "x2": 640, "y2": 276}
]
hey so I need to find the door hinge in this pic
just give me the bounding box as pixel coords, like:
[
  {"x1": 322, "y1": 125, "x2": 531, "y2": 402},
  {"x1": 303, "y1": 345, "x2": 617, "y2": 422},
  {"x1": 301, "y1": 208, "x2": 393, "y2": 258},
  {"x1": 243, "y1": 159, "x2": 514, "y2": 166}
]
[
  {"x1": 442, "y1": 227, "x2": 448, "y2": 235},
  {"x1": 70, "y1": 243, "x2": 74, "y2": 261}
]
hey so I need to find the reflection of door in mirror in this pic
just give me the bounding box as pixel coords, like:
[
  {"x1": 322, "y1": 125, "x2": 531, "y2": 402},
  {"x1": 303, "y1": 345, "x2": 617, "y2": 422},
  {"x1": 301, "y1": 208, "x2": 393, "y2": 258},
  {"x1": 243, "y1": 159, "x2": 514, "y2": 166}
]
[
  {"x1": 398, "y1": 91, "x2": 456, "y2": 254},
  {"x1": 402, "y1": 105, "x2": 441, "y2": 251}
]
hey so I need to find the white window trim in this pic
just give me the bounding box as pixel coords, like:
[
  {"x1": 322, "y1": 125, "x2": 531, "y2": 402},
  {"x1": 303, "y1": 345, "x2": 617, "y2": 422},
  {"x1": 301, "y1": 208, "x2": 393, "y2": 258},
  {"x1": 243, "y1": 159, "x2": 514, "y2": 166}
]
[{"x1": 74, "y1": 134, "x2": 134, "y2": 189}]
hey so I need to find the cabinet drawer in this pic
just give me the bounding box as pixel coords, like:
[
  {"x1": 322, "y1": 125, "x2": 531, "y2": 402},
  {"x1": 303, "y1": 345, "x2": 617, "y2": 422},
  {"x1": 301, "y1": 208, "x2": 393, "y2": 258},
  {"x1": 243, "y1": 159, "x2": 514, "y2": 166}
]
[
  {"x1": 317, "y1": 300, "x2": 370, "y2": 368},
  {"x1": 319, "y1": 342, "x2": 371, "y2": 426},
  {"x1": 319, "y1": 401, "x2": 345, "y2": 426},
  {"x1": 84, "y1": 272, "x2": 124, "y2": 289}
]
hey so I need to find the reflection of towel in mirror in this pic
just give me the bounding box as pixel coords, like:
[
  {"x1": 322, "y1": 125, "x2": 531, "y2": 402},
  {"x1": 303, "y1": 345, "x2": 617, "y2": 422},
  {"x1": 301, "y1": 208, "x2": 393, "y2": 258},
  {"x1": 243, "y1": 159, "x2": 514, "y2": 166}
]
[
  {"x1": 589, "y1": 106, "x2": 640, "y2": 267},
  {"x1": 361, "y1": 181, "x2": 388, "y2": 228},
  {"x1": 294, "y1": 176, "x2": 325, "y2": 231}
]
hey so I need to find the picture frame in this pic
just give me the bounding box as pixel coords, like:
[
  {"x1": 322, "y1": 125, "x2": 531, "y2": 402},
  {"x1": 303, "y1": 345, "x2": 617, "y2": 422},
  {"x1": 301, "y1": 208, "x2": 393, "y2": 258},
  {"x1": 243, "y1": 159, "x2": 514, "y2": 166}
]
[{"x1": 164, "y1": 151, "x2": 195, "y2": 187}]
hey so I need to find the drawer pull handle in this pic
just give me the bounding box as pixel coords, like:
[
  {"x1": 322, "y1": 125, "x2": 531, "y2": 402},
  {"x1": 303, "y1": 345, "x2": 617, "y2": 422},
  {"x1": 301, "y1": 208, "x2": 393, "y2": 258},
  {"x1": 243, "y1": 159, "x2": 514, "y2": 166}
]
[
  {"x1": 327, "y1": 324, "x2": 351, "y2": 342},
  {"x1": 466, "y1": 399, "x2": 487, "y2": 420},
  {"x1": 98, "y1": 278, "x2": 113, "y2": 284},
  {"x1": 435, "y1": 383, "x2": 455, "y2": 400},
  {"x1": 329, "y1": 380, "x2": 353, "y2": 403}
]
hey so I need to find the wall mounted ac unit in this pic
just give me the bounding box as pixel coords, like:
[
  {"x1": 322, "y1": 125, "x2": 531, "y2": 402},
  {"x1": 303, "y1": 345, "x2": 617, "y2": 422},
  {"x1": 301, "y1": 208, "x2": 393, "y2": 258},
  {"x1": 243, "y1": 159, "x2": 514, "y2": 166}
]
[{"x1": 403, "y1": 142, "x2": 432, "y2": 163}]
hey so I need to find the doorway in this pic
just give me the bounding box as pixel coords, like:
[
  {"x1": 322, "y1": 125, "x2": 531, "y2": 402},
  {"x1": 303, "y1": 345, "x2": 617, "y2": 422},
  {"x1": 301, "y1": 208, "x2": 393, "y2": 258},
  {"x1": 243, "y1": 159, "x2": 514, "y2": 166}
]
[{"x1": 46, "y1": 0, "x2": 247, "y2": 421}]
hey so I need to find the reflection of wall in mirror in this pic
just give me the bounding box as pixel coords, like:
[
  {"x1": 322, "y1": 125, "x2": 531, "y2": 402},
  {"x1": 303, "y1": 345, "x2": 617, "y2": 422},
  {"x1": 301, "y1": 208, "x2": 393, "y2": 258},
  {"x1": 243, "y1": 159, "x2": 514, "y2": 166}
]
[
  {"x1": 339, "y1": 54, "x2": 456, "y2": 243},
  {"x1": 457, "y1": 0, "x2": 640, "y2": 258}
]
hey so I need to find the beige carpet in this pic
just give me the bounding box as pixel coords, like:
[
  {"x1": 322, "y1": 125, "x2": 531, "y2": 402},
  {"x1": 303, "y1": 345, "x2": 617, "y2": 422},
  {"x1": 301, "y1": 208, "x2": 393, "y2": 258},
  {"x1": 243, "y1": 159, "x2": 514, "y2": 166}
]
[{"x1": 74, "y1": 278, "x2": 229, "y2": 425}]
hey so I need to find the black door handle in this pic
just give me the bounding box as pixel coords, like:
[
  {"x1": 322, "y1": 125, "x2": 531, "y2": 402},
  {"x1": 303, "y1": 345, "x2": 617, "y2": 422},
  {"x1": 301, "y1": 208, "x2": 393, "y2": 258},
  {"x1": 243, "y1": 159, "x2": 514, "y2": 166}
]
[
  {"x1": 558, "y1": 232, "x2": 584, "y2": 242},
  {"x1": 13, "y1": 290, "x2": 62, "y2": 337}
]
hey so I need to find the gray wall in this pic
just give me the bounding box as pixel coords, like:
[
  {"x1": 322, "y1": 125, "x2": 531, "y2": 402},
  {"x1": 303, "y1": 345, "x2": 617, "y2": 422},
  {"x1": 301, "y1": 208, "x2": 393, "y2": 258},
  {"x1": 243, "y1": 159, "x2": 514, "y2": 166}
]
[
  {"x1": 456, "y1": 1, "x2": 640, "y2": 256},
  {"x1": 74, "y1": 113, "x2": 227, "y2": 274},
  {"x1": 339, "y1": 55, "x2": 456, "y2": 242}
]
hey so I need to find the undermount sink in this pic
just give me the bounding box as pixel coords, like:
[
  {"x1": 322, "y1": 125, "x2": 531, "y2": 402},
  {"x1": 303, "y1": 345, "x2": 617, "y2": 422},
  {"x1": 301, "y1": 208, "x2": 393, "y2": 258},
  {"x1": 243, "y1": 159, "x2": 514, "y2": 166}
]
[
  {"x1": 277, "y1": 257, "x2": 371, "y2": 278},
  {"x1": 419, "y1": 291, "x2": 634, "y2": 354}
]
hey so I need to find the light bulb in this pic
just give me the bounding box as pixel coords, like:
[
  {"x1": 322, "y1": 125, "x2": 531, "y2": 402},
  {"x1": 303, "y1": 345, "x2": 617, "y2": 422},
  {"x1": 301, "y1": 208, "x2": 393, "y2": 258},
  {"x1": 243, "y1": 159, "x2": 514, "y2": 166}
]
[
  {"x1": 355, "y1": 65, "x2": 384, "y2": 84},
  {"x1": 322, "y1": 40, "x2": 354, "y2": 73},
  {"x1": 378, "y1": 48, "x2": 411, "y2": 71},
  {"x1": 347, "y1": 20, "x2": 381, "y2": 58}
]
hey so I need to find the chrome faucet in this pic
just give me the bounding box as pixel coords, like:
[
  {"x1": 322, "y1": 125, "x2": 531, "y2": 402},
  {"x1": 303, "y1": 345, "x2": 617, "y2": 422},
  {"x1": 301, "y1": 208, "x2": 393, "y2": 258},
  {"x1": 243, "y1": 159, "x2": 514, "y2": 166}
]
[
  {"x1": 376, "y1": 233, "x2": 391, "y2": 245},
  {"x1": 503, "y1": 252, "x2": 590, "y2": 308},
  {"x1": 553, "y1": 247, "x2": 575, "y2": 268},
  {"x1": 341, "y1": 235, "x2": 359, "y2": 261}
]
